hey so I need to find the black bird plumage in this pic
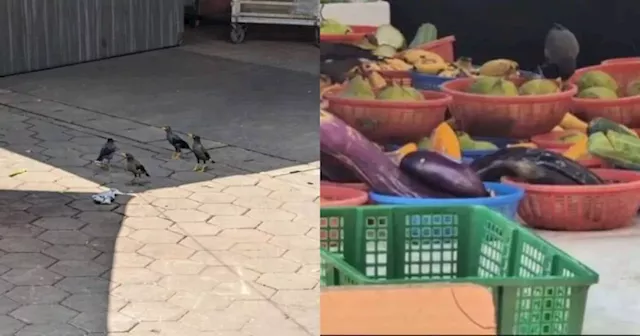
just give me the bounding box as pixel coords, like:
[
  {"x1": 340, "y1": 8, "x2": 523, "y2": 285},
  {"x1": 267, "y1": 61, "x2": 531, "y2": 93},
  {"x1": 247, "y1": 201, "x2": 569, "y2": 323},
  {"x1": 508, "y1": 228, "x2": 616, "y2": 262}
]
[
  {"x1": 541, "y1": 23, "x2": 580, "y2": 81},
  {"x1": 162, "y1": 126, "x2": 190, "y2": 159},
  {"x1": 96, "y1": 138, "x2": 117, "y2": 166},
  {"x1": 190, "y1": 134, "x2": 214, "y2": 172},
  {"x1": 124, "y1": 153, "x2": 149, "y2": 182},
  {"x1": 320, "y1": 42, "x2": 375, "y2": 62}
]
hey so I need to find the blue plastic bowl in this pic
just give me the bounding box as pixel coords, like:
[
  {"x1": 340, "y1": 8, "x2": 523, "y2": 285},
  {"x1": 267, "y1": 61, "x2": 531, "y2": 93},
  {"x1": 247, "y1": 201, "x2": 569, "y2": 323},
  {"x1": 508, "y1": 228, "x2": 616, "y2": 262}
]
[
  {"x1": 473, "y1": 136, "x2": 520, "y2": 148},
  {"x1": 410, "y1": 71, "x2": 452, "y2": 91},
  {"x1": 369, "y1": 182, "x2": 525, "y2": 219},
  {"x1": 462, "y1": 149, "x2": 498, "y2": 162}
]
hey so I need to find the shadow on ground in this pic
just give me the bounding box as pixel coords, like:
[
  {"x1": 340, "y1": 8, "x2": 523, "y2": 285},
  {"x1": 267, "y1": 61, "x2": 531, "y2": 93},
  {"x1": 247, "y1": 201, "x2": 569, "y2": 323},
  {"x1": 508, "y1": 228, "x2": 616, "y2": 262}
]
[
  {"x1": 0, "y1": 97, "x2": 318, "y2": 334},
  {"x1": 0, "y1": 28, "x2": 319, "y2": 163},
  {"x1": 0, "y1": 189, "x2": 135, "y2": 334},
  {"x1": 0, "y1": 27, "x2": 319, "y2": 333}
]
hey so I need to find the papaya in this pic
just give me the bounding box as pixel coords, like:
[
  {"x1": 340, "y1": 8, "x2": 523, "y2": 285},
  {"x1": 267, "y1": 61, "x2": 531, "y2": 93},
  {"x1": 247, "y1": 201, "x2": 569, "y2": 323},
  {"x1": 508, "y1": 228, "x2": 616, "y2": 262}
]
[{"x1": 430, "y1": 122, "x2": 461, "y2": 160}]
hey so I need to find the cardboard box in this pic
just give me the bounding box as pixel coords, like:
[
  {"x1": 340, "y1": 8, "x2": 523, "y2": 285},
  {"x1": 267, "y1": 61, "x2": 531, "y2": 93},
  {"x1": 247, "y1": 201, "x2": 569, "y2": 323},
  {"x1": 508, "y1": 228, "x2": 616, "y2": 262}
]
[{"x1": 321, "y1": 283, "x2": 496, "y2": 335}]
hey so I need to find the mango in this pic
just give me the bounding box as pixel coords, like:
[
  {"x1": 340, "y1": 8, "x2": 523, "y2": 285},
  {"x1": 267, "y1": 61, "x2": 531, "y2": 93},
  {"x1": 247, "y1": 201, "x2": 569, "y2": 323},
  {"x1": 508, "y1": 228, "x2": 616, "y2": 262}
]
[
  {"x1": 577, "y1": 86, "x2": 618, "y2": 99},
  {"x1": 341, "y1": 75, "x2": 375, "y2": 99},
  {"x1": 468, "y1": 77, "x2": 518, "y2": 96},
  {"x1": 576, "y1": 70, "x2": 618, "y2": 92},
  {"x1": 377, "y1": 83, "x2": 423, "y2": 101},
  {"x1": 518, "y1": 79, "x2": 560, "y2": 95}
]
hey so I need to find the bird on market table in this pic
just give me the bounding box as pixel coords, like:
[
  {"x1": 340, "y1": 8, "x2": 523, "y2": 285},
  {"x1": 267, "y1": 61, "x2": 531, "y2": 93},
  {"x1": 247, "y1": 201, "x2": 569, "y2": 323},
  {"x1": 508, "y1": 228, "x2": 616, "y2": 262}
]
[
  {"x1": 95, "y1": 138, "x2": 117, "y2": 170},
  {"x1": 161, "y1": 126, "x2": 190, "y2": 160},
  {"x1": 539, "y1": 23, "x2": 580, "y2": 82},
  {"x1": 189, "y1": 133, "x2": 215, "y2": 172},
  {"x1": 121, "y1": 152, "x2": 150, "y2": 184}
]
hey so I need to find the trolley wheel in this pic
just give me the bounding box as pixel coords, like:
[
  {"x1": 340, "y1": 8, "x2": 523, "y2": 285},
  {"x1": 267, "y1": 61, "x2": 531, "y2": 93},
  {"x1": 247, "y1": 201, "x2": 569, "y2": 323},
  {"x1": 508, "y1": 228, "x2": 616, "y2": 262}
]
[
  {"x1": 189, "y1": 18, "x2": 201, "y2": 28},
  {"x1": 230, "y1": 24, "x2": 246, "y2": 44},
  {"x1": 314, "y1": 26, "x2": 320, "y2": 47}
]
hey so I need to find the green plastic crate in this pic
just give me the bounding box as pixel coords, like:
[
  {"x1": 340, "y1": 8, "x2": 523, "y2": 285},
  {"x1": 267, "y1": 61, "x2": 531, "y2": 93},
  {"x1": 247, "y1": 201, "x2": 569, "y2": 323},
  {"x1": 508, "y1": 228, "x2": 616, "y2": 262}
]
[{"x1": 320, "y1": 205, "x2": 599, "y2": 335}]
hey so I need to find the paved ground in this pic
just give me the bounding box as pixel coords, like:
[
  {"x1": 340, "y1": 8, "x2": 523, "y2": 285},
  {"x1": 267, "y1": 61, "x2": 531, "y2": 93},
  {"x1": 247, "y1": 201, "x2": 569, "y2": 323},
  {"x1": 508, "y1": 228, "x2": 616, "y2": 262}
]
[
  {"x1": 0, "y1": 91, "x2": 319, "y2": 335},
  {"x1": 538, "y1": 226, "x2": 640, "y2": 335},
  {"x1": 0, "y1": 28, "x2": 319, "y2": 163}
]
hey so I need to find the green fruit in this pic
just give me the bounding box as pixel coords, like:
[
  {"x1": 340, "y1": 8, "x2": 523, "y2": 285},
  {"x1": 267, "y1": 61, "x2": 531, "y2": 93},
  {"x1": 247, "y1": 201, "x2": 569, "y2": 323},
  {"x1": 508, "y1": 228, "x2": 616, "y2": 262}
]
[
  {"x1": 626, "y1": 79, "x2": 640, "y2": 97},
  {"x1": 472, "y1": 141, "x2": 498, "y2": 150},
  {"x1": 341, "y1": 75, "x2": 375, "y2": 99},
  {"x1": 468, "y1": 77, "x2": 518, "y2": 96},
  {"x1": 457, "y1": 132, "x2": 498, "y2": 150},
  {"x1": 456, "y1": 132, "x2": 475, "y2": 150},
  {"x1": 409, "y1": 23, "x2": 438, "y2": 48},
  {"x1": 320, "y1": 19, "x2": 351, "y2": 35},
  {"x1": 577, "y1": 86, "x2": 618, "y2": 99},
  {"x1": 518, "y1": 79, "x2": 560, "y2": 95},
  {"x1": 377, "y1": 83, "x2": 423, "y2": 101},
  {"x1": 576, "y1": 70, "x2": 618, "y2": 92},
  {"x1": 417, "y1": 137, "x2": 432, "y2": 149}
]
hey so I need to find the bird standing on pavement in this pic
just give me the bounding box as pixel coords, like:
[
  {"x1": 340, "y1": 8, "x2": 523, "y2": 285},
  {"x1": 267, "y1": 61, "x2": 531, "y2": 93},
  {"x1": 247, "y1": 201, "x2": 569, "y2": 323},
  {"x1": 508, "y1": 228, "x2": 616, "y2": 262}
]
[
  {"x1": 122, "y1": 152, "x2": 149, "y2": 184},
  {"x1": 95, "y1": 138, "x2": 117, "y2": 170},
  {"x1": 540, "y1": 23, "x2": 580, "y2": 81},
  {"x1": 189, "y1": 134, "x2": 214, "y2": 172},
  {"x1": 162, "y1": 126, "x2": 190, "y2": 160}
]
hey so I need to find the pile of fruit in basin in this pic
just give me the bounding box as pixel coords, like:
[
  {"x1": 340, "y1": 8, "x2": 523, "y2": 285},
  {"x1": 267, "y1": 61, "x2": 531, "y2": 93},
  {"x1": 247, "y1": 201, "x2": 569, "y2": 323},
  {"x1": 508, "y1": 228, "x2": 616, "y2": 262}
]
[{"x1": 574, "y1": 70, "x2": 640, "y2": 99}]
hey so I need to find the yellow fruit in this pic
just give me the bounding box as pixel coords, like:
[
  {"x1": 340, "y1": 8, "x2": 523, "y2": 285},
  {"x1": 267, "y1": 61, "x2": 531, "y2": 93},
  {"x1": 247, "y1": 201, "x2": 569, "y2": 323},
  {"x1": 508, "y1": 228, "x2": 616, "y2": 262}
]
[
  {"x1": 377, "y1": 62, "x2": 394, "y2": 71},
  {"x1": 577, "y1": 86, "x2": 618, "y2": 99},
  {"x1": 576, "y1": 71, "x2": 618, "y2": 92},
  {"x1": 367, "y1": 71, "x2": 388, "y2": 91},
  {"x1": 377, "y1": 83, "x2": 423, "y2": 101},
  {"x1": 559, "y1": 113, "x2": 587, "y2": 132},
  {"x1": 437, "y1": 67, "x2": 460, "y2": 78},
  {"x1": 414, "y1": 59, "x2": 448, "y2": 75},
  {"x1": 402, "y1": 49, "x2": 445, "y2": 65},
  {"x1": 468, "y1": 77, "x2": 518, "y2": 96},
  {"x1": 478, "y1": 59, "x2": 519, "y2": 77},
  {"x1": 384, "y1": 58, "x2": 413, "y2": 71},
  {"x1": 431, "y1": 122, "x2": 461, "y2": 159},
  {"x1": 563, "y1": 137, "x2": 588, "y2": 161},
  {"x1": 518, "y1": 79, "x2": 561, "y2": 95},
  {"x1": 340, "y1": 75, "x2": 375, "y2": 99}
]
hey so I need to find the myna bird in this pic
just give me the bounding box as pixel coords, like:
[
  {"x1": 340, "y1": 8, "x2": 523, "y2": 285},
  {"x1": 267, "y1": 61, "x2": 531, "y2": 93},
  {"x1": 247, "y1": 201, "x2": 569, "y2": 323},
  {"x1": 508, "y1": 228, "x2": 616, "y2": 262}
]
[
  {"x1": 540, "y1": 23, "x2": 580, "y2": 81},
  {"x1": 161, "y1": 126, "x2": 190, "y2": 159},
  {"x1": 121, "y1": 153, "x2": 149, "y2": 184},
  {"x1": 189, "y1": 134, "x2": 215, "y2": 172},
  {"x1": 95, "y1": 138, "x2": 117, "y2": 170}
]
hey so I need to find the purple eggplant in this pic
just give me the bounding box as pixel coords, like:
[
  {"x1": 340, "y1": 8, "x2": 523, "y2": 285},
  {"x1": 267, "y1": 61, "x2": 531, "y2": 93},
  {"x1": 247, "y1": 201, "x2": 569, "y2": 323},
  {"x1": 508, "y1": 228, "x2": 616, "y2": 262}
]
[
  {"x1": 400, "y1": 150, "x2": 490, "y2": 197},
  {"x1": 320, "y1": 111, "x2": 451, "y2": 198},
  {"x1": 320, "y1": 152, "x2": 363, "y2": 183}
]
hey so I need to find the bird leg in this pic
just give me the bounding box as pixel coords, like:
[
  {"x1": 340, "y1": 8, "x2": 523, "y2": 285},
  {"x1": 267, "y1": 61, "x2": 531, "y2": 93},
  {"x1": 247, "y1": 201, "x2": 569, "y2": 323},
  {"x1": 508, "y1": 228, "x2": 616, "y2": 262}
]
[
  {"x1": 171, "y1": 152, "x2": 178, "y2": 160},
  {"x1": 197, "y1": 164, "x2": 207, "y2": 172},
  {"x1": 176, "y1": 151, "x2": 183, "y2": 160},
  {"x1": 193, "y1": 163, "x2": 201, "y2": 171}
]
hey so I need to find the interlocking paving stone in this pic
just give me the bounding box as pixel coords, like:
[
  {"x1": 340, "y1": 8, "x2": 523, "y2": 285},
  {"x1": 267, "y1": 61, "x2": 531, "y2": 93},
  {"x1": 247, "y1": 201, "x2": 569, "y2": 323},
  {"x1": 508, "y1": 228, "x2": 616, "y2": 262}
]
[{"x1": 0, "y1": 108, "x2": 319, "y2": 335}]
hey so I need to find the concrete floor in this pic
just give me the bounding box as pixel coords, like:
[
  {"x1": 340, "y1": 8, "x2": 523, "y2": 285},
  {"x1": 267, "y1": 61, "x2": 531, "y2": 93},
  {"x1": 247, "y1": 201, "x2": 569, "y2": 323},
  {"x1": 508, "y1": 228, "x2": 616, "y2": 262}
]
[
  {"x1": 0, "y1": 27, "x2": 319, "y2": 164},
  {"x1": 538, "y1": 223, "x2": 640, "y2": 334}
]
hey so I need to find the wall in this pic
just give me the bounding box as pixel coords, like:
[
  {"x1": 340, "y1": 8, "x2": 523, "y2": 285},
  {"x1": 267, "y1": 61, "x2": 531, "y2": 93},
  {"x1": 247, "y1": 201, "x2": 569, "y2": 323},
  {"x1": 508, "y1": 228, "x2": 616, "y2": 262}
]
[
  {"x1": 0, "y1": 0, "x2": 184, "y2": 77},
  {"x1": 390, "y1": 0, "x2": 640, "y2": 70}
]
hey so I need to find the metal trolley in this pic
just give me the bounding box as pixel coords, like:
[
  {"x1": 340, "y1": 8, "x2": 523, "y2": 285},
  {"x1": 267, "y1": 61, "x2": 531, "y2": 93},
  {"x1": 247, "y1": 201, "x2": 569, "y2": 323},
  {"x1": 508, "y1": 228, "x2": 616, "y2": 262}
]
[
  {"x1": 230, "y1": 0, "x2": 319, "y2": 43},
  {"x1": 185, "y1": 0, "x2": 202, "y2": 27}
]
